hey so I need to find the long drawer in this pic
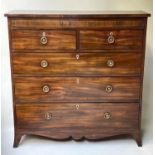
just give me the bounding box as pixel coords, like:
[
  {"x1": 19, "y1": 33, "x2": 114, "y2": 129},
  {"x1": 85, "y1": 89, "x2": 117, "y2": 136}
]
[
  {"x1": 80, "y1": 30, "x2": 143, "y2": 50},
  {"x1": 14, "y1": 77, "x2": 140, "y2": 103},
  {"x1": 11, "y1": 30, "x2": 76, "y2": 50},
  {"x1": 16, "y1": 103, "x2": 139, "y2": 129},
  {"x1": 12, "y1": 52, "x2": 142, "y2": 76},
  {"x1": 10, "y1": 18, "x2": 145, "y2": 29}
]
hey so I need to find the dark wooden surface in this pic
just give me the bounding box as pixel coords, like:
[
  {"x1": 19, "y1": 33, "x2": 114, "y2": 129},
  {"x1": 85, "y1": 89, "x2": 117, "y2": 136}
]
[
  {"x1": 11, "y1": 30, "x2": 76, "y2": 50},
  {"x1": 5, "y1": 11, "x2": 150, "y2": 147},
  {"x1": 10, "y1": 18, "x2": 146, "y2": 29},
  {"x1": 14, "y1": 77, "x2": 140, "y2": 103},
  {"x1": 12, "y1": 52, "x2": 142, "y2": 76},
  {"x1": 80, "y1": 30, "x2": 143, "y2": 50},
  {"x1": 16, "y1": 103, "x2": 139, "y2": 129}
]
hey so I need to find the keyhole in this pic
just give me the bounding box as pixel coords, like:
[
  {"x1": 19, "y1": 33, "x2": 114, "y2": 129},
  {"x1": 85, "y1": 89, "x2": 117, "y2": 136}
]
[{"x1": 76, "y1": 104, "x2": 79, "y2": 110}]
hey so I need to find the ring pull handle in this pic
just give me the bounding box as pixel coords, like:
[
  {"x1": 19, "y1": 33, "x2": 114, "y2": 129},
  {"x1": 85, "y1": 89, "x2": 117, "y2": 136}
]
[
  {"x1": 40, "y1": 60, "x2": 48, "y2": 68},
  {"x1": 105, "y1": 85, "x2": 113, "y2": 93},
  {"x1": 107, "y1": 60, "x2": 115, "y2": 67},
  {"x1": 42, "y1": 85, "x2": 50, "y2": 93},
  {"x1": 76, "y1": 54, "x2": 80, "y2": 60},
  {"x1": 40, "y1": 32, "x2": 48, "y2": 45},
  {"x1": 108, "y1": 32, "x2": 115, "y2": 44},
  {"x1": 104, "y1": 112, "x2": 111, "y2": 120},
  {"x1": 45, "y1": 112, "x2": 52, "y2": 120}
]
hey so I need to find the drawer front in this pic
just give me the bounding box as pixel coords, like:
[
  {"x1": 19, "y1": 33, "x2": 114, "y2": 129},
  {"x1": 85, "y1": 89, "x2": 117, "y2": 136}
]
[
  {"x1": 12, "y1": 53, "x2": 142, "y2": 76},
  {"x1": 16, "y1": 103, "x2": 139, "y2": 129},
  {"x1": 80, "y1": 30, "x2": 143, "y2": 50},
  {"x1": 10, "y1": 18, "x2": 145, "y2": 29},
  {"x1": 15, "y1": 77, "x2": 140, "y2": 102},
  {"x1": 11, "y1": 30, "x2": 76, "y2": 50}
]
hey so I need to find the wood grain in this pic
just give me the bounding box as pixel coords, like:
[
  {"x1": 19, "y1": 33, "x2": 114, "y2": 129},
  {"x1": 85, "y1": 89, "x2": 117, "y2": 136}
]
[
  {"x1": 16, "y1": 103, "x2": 139, "y2": 129},
  {"x1": 12, "y1": 52, "x2": 142, "y2": 76},
  {"x1": 10, "y1": 18, "x2": 146, "y2": 29},
  {"x1": 80, "y1": 30, "x2": 143, "y2": 50},
  {"x1": 5, "y1": 11, "x2": 150, "y2": 147},
  {"x1": 14, "y1": 77, "x2": 140, "y2": 103},
  {"x1": 11, "y1": 30, "x2": 76, "y2": 50}
]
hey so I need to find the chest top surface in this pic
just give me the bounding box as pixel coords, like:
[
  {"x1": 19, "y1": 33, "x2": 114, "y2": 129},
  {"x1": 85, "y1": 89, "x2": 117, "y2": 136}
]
[{"x1": 5, "y1": 10, "x2": 150, "y2": 18}]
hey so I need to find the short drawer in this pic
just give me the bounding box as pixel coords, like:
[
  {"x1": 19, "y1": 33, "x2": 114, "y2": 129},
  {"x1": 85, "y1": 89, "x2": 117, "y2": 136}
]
[
  {"x1": 12, "y1": 52, "x2": 142, "y2": 76},
  {"x1": 11, "y1": 30, "x2": 76, "y2": 50},
  {"x1": 14, "y1": 77, "x2": 140, "y2": 103},
  {"x1": 16, "y1": 103, "x2": 139, "y2": 129},
  {"x1": 80, "y1": 30, "x2": 143, "y2": 50}
]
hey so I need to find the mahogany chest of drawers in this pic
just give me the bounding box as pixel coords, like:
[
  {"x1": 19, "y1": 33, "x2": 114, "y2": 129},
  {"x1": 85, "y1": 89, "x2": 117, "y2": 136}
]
[{"x1": 5, "y1": 11, "x2": 150, "y2": 147}]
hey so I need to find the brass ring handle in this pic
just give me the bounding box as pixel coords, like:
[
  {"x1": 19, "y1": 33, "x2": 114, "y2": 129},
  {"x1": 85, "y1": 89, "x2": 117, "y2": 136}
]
[
  {"x1": 40, "y1": 32, "x2": 48, "y2": 45},
  {"x1": 42, "y1": 85, "x2": 50, "y2": 93},
  {"x1": 108, "y1": 32, "x2": 115, "y2": 44},
  {"x1": 76, "y1": 54, "x2": 80, "y2": 60},
  {"x1": 104, "y1": 112, "x2": 111, "y2": 120},
  {"x1": 106, "y1": 85, "x2": 113, "y2": 93},
  {"x1": 107, "y1": 60, "x2": 115, "y2": 67},
  {"x1": 40, "y1": 60, "x2": 48, "y2": 68},
  {"x1": 45, "y1": 112, "x2": 52, "y2": 120}
]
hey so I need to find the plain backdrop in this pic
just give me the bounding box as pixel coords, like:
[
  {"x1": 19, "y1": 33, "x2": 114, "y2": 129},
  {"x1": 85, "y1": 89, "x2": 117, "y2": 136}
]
[{"x1": 1, "y1": 0, "x2": 153, "y2": 155}]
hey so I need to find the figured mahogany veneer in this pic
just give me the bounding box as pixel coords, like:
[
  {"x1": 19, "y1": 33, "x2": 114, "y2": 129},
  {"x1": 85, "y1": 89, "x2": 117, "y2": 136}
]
[
  {"x1": 80, "y1": 30, "x2": 143, "y2": 50},
  {"x1": 10, "y1": 18, "x2": 146, "y2": 29},
  {"x1": 14, "y1": 77, "x2": 140, "y2": 103},
  {"x1": 11, "y1": 30, "x2": 76, "y2": 50},
  {"x1": 16, "y1": 103, "x2": 139, "y2": 129},
  {"x1": 12, "y1": 52, "x2": 142, "y2": 76},
  {"x1": 5, "y1": 11, "x2": 150, "y2": 147}
]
